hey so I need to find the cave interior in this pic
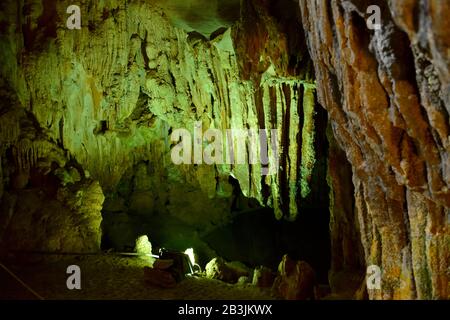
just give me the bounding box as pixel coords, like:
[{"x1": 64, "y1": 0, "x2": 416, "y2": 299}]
[{"x1": 0, "y1": 0, "x2": 448, "y2": 300}]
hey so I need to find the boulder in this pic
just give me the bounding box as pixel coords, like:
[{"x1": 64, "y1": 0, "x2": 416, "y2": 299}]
[
  {"x1": 153, "y1": 259, "x2": 174, "y2": 270},
  {"x1": 237, "y1": 276, "x2": 250, "y2": 286},
  {"x1": 252, "y1": 266, "x2": 275, "y2": 288},
  {"x1": 205, "y1": 257, "x2": 250, "y2": 284},
  {"x1": 272, "y1": 255, "x2": 316, "y2": 300},
  {"x1": 134, "y1": 235, "x2": 152, "y2": 255},
  {"x1": 143, "y1": 266, "x2": 176, "y2": 288}
]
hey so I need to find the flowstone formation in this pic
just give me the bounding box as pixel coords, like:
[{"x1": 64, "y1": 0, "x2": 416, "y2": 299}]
[
  {"x1": 0, "y1": 0, "x2": 322, "y2": 258},
  {"x1": 300, "y1": 0, "x2": 449, "y2": 299}
]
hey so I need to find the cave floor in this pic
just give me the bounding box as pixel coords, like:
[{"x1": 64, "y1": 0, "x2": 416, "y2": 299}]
[{"x1": 0, "y1": 254, "x2": 274, "y2": 300}]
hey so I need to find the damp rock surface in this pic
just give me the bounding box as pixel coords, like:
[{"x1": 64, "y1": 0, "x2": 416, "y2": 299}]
[
  {"x1": 0, "y1": 0, "x2": 448, "y2": 300},
  {"x1": 300, "y1": 0, "x2": 449, "y2": 299}
]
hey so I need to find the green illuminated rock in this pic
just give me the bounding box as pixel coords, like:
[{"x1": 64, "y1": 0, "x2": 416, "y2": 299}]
[
  {"x1": 0, "y1": 0, "x2": 318, "y2": 227},
  {"x1": 134, "y1": 235, "x2": 152, "y2": 255}
]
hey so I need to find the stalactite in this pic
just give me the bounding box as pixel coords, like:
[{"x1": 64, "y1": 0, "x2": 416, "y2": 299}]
[
  {"x1": 0, "y1": 0, "x2": 321, "y2": 224},
  {"x1": 259, "y1": 77, "x2": 317, "y2": 220},
  {"x1": 11, "y1": 139, "x2": 57, "y2": 170},
  {"x1": 287, "y1": 84, "x2": 300, "y2": 220},
  {"x1": 299, "y1": 86, "x2": 316, "y2": 199}
]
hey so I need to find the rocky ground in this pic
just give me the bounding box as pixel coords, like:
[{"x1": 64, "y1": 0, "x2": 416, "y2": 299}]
[{"x1": 0, "y1": 254, "x2": 274, "y2": 300}]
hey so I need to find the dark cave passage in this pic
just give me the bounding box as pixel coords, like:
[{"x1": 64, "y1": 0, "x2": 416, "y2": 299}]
[
  {"x1": 100, "y1": 100, "x2": 332, "y2": 286},
  {"x1": 101, "y1": 181, "x2": 331, "y2": 284},
  {"x1": 203, "y1": 205, "x2": 331, "y2": 284}
]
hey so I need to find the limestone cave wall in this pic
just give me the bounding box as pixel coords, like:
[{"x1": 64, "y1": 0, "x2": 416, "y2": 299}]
[
  {"x1": 0, "y1": 0, "x2": 448, "y2": 300},
  {"x1": 300, "y1": 0, "x2": 449, "y2": 299},
  {"x1": 0, "y1": 0, "x2": 323, "y2": 259}
]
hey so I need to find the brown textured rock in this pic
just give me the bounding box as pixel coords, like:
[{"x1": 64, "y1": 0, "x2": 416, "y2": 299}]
[
  {"x1": 0, "y1": 0, "x2": 447, "y2": 301},
  {"x1": 300, "y1": 0, "x2": 449, "y2": 299},
  {"x1": 153, "y1": 259, "x2": 174, "y2": 270},
  {"x1": 327, "y1": 126, "x2": 365, "y2": 297},
  {"x1": 272, "y1": 255, "x2": 316, "y2": 300},
  {"x1": 143, "y1": 266, "x2": 177, "y2": 288},
  {"x1": 205, "y1": 257, "x2": 250, "y2": 284},
  {"x1": 252, "y1": 266, "x2": 276, "y2": 288}
]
